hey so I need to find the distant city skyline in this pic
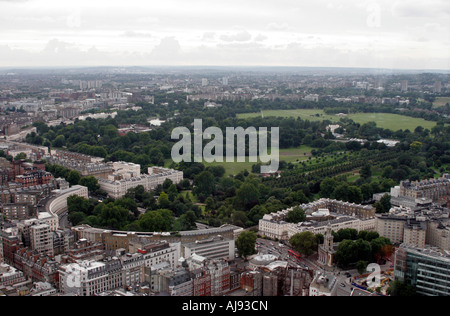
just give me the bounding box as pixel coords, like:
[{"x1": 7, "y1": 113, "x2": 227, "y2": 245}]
[{"x1": 0, "y1": 0, "x2": 449, "y2": 70}]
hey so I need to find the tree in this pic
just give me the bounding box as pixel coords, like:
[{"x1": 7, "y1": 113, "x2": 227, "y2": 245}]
[
  {"x1": 236, "y1": 231, "x2": 257, "y2": 259},
  {"x1": 232, "y1": 211, "x2": 249, "y2": 227},
  {"x1": 167, "y1": 184, "x2": 179, "y2": 202},
  {"x1": 356, "y1": 260, "x2": 368, "y2": 275},
  {"x1": 53, "y1": 135, "x2": 66, "y2": 148},
  {"x1": 158, "y1": 192, "x2": 171, "y2": 209},
  {"x1": 173, "y1": 210, "x2": 197, "y2": 231},
  {"x1": 410, "y1": 141, "x2": 423, "y2": 153},
  {"x1": 67, "y1": 195, "x2": 91, "y2": 215},
  {"x1": 374, "y1": 194, "x2": 391, "y2": 213},
  {"x1": 289, "y1": 231, "x2": 317, "y2": 256},
  {"x1": 67, "y1": 170, "x2": 81, "y2": 186},
  {"x1": 80, "y1": 176, "x2": 100, "y2": 193},
  {"x1": 114, "y1": 198, "x2": 139, "y2": 218},
  {"x1": 137, "y1": 209, "x2": 174, "y2": 232},
  {"x1": 320, "y1": 178, "x2": 337, "y2": 198},
  {"x1": 193, "y1": 171, "x2": 216, "y2": 198},
  {"x1": 69, "y1": 212, "x2": 87, "y2": 226},
  {"x1": 360, "y1": 164, "x2": 372, "y2": 179},
  {"x1": 387, "y1": 280, "x2": 417, "y2": 296},
  {"x1": 334, "y1": 239, "x2": 372, "y2": 267},
  {"x1": 334, "y1": 228, "x2": 358, "y2": 242},
  {"x1": 370, "y1": 237, "x2": 393, "y2": 263},
  {"x1": 96, "y1": 202, "x2": 131, "y2": 230},
  {"x1": 332, "y1": 183, "x2": 363, "y2": 204},
  {"x1": 14, "y1": 152, "x2": 27, "y2": 160},
  {"x1": 285, "y1": 207, "x2": 306, "y2": 223},
  {"x1": 235, "y1": 182, "x2": 260, "y2": 210}
]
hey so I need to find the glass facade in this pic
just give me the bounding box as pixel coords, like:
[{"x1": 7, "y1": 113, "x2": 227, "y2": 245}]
[{"x1": 394, "y1": 245, "x2": 450, "y2": 296}]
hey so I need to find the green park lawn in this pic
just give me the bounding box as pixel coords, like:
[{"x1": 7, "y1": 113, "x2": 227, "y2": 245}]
[
  {"x1": 433, "y1": 97, "x2": 450, "y2": 108},
  {"x1": 237, "y1": 109, "x2": 437, "y2": 131},
  {"x1": 203, "y1": 145, "x2": 313, "y2": 176}
]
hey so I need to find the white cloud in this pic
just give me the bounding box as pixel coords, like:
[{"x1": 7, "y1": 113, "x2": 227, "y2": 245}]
[
  {"x1": 0, "y1": 0, "x2": 447, "y2": 69},
  {"x1": 220, "y1": 31, "x2": 252, "y2": 42},
  {"x1": 266, "y1": 22, "x2": 289, "y2": 31},
  {"x1": 391, "y1": 0, "x2": 450, "y2": 18}
]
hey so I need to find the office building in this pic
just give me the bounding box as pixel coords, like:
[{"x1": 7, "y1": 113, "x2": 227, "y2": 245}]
[{"x1": 394, "y1": 244, "x2": 450, "y2": 296}]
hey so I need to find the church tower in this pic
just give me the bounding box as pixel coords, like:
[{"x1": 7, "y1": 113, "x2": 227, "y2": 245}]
[{"x1": 324, "y1": 223, "x2": 334, "y2": 252}]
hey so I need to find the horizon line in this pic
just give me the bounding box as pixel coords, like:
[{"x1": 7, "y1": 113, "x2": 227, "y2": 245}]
[{"x1": 0, "y1": 65, "x2": 449, "y2": 73}]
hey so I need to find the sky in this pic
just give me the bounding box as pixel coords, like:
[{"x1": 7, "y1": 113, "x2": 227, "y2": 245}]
[{"x1": 0, "y1": 0, "x2": 449, "y2": 70}]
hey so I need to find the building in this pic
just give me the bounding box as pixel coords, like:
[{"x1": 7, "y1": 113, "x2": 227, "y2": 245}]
[
  {"x1": 182, "y1": 236, "x2": 235, "y2": 261},
  {"x1": 309, "y1": 271, "x2": 338, "y2": 296},
  {"x1": 66, "y1": 238, "x2": 104, "y2": 263},
  {"x1": 304, "y1": 94, "x2": 319, "y2": 102},
  {"x1": 45, "y1": 150, "x2": 113, "y2": 180},
  {"x1": 191, "y1": 266, "x2": 211, "y2": 296},
  {"x1": 1, "y1": 203, "x2": 34, "y2": 221},
  {"x1": 0, "y1": 263, "x2": 26, "y2": 287},
  {"x1": 161, "y1": 268, "x2": 193, "y2": 296},
  {"x1": 259, "y1": 198, "x2": 376, "y2": 241},
  {"x1": 394, "y1": 244, "x2": 450, "y2": 296},
  {"x1": 0, "y1": 229, "x2": 22, "y2": 265},
  {"x1": 14, "y1": 170, "x2": 54, "y2": 188},
  {"x1": 399, "y1": 175, "x2": 450, "y2": 203},
  {"x1": 375, "y1": 207, "x2": 450, "y2": 251},
  {"x1": 59, "y1": 259, "x2": 123, "y2": 296},
  {"x1": 72, "y1": 224, "x2": 242, "y2": 254},
  {"x1": 206, "y1": 259, "x2": 230, "y2": 296},
  {"x1": 98, "y1": 167, "x2": 183, "y2": 199},
  {"x1": 13, "y1": 248, "x2": 60, "y2": 285},
  {"x1": 434, "y1": 81, "x2": 442, "y2": 93},
  {"x1": 401, "y1": 80, "x2": 408, "y2": 92},
  {"x1": 30, "y1": 223, "x2": 53, "y2": 257},
  {"x1": 426, "y1": 220, "x2": 450, "y2": 252},
  {"x1": 44, "y1": 185, "x2": 89, "y2": 229},
  {"x1": 318, "y1": 224, "x2": 338, "y2": 267},
  {"x1": 131, "y1": 240, "x2": 180, "y2": 270}
]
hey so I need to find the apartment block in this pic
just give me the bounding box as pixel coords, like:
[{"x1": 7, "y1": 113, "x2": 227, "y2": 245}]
[
  {"x1": 30, "y1": 223, "x2": 53, "y2": 257},
  {"x1": 399, "y1": 175, "x2": 450, "y2": 203},
  {"x1": 376, "y1": 207, "x2": 450, "y2": 251},
  {"x1": 1, "y1": 203, "x2": 34, "y2": 221}
]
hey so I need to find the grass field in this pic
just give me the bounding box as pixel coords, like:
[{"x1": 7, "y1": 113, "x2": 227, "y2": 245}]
[
  {"x1": 237, "y1": 109, "x2": 437, "y2": 131},
  {"x1": 433, "y1": 97, "x2": 450, "y2": 108},
  {"x1": 203, "y1": 145, "x2": 313, "y2": 175}
]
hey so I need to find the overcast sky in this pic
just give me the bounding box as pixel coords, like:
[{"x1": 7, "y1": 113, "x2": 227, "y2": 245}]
[{"x1": 0, "y1": 0, "x2": 448, "y2": 70}]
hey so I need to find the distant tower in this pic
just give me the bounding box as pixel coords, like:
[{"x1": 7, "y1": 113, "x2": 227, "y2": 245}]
[
  {"x1": 401, "y1": 80, "x2": 408, "y2": 92},
  {"x1": 434, "y1": 81, "x2": 442, "y2": 93}
]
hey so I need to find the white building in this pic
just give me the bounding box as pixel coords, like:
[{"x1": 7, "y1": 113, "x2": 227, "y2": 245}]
[
  {"x1": 59, "y1": 259, "x2": 123, "y2": 296},
  {"x1": 0, "y1": 263, "x2": 27, "y2": 287},
  {"x1": 30, "y1": 223, "x2": 53, "y2": 256},
  {"x1": 98, "y1": 167, "x2": 183, "y2": 199},
  {"x1": 309, "y1": 271, "x2": 338, "y2": 296},
  {"x1": 182, "y1": 237, "x2": 235, "y2": 261},
  {"x1": 45, "y1": 185, "x2": 89, "y2": 229},
  {"x1": 112, "y1": 161, "x2": 141, "y2": 179}
]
